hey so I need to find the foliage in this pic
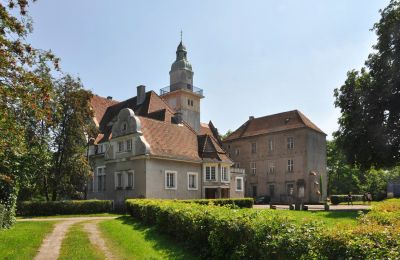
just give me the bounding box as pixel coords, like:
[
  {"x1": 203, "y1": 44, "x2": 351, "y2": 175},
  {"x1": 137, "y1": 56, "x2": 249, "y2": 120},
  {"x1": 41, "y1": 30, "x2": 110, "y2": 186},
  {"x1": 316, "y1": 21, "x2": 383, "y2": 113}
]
[
  {"x1": 17, "y1": 200, "x2": 113, "y2": 216},
  {"x1": 220, "y1": 129, "x2": 232, "y2": 140},
  {"x1": 359, "y1": 198, "x2": 400, "y2": 226},
  {"x1": 330, "y1": 195, "x2": 364, "y2": 205},
  {"x1": 334, "y1": 0, "x2": 400, "y2": 170},
  {"x1": 0, "y1": 203, "x2": 4, "y2": 229},
  {"x1": 0, "y1": 221, "x2": 55, "y2": 259},
  {"x1": 179, "y1": 198, "x2": 254, "y2": 208},
  {"x1": 126, "y1": 199, "x2": 400, "y2": 259}
]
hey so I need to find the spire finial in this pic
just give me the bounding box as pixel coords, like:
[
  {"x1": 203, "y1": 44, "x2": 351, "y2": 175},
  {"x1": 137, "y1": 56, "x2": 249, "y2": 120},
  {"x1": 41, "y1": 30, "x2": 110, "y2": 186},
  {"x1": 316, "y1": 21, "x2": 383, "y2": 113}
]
[{"x1": 180, "y1": 30, "x2": 183, "y2": 42}]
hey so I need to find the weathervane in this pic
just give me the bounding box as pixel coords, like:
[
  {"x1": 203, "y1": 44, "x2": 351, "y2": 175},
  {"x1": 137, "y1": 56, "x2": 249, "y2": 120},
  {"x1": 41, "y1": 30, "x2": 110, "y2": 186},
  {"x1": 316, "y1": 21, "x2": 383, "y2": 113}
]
[{"x1": 180, "y1": 30, "x2": 183, "y2": 42}]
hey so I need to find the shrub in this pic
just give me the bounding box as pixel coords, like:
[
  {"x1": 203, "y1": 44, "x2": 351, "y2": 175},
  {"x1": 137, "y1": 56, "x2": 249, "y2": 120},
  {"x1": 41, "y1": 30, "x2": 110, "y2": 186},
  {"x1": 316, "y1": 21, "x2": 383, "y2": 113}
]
[
  {"x1": 0, "y1": 204, "x2": 4, "y2": 229},
  {"x1": 0, "y1": 175, "x2": 18, "y2": 228},
  {"x1": 359, "y1": 198, "x2": 400, "y2": 226},
  {"x1": 179, "y1": 198, "x2": 254, "y2": 208},
  {"x1": 330, "y1": 194, "x2": 364, "y2": 205},
  {"x1": 126, "y1": 199, "x2": 400, "y2": 259},
  {"x1": 17, "y1": 200, "x2": 113, "y2": 216}
]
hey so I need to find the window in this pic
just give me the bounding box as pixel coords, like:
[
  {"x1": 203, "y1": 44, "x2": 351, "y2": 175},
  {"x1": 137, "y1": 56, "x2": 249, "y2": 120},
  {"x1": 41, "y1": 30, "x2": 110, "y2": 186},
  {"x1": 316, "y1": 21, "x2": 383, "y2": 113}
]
[
  {"x1": 287, "y1": 159, "x2": 294, "y2": 173},
  {"x1": 269, "y1": 184, "x2": 275, "y2": 198},
  {"x1": 268, "y1": 139, "x2": 274, "y2": 152},
  {"x1": 250, "y1": 162, "x2": 256, "y2": 175},
  {"x1": 235, "y1": 162, "x2": 241, "y2": 168},
  {"x1": 118, "y1": 141, "x2": 124, "y2": 152},
  {"x1": 116, "y1": 172, "x2": 123, "y2": 189},
  {"x1": 127, "y1": 171, "x2": 134, "y2": 189},
  {"x1": 187, "y1": 99, "x2": 190, "y2": 106},
  {"x1": 268, "y1": 161, "x2": 275, "y2": 174},
  {"x1": 287, "y1": 137, "x2": 294, "y2": 150},
  {"x1": 205, "y1": 166, "x2": 216, "y2": 181},
  {"x1": 122, "y1": 122, "x2": 127, "y2": 131},
  {"x1": 165, "y1": 171, "x2": 177, "y2": 189},
  {"x1": 187, "y1": 172, "x2": 198, "y2": 190},
  {"x1": 236, "y1": 177, "x2": 243, "y2": 191},
  {"x1": 191, "y1": 100, "x2": 193, "y2": 106},
  {"x1": 235, "y1": 148, "x2": 240, "y2": 156},
  {"x1": 252, "y1": 185, "x2": 257, "y2": 197},
  {"x1": 187, "y1": 99, "x2": 194, "y2": 106},
  {"x1": 126, "y1": 139, "x2": 132, "y2": 151},
  {"x1": 251, "y1": 143, "x2": 257, "y2": 153},
  {"x1": 97, "y1": 144, "x2": 104, "y2": 154},
  {"x1": 287, "y1": 183, "x2": 294, "y2": 196},
  {"x1": 97, "y1": 167, "x2": 106, "y2": 192},
  {"x1": 221, "y1": 167, "x2": 229, "y2": 182}
]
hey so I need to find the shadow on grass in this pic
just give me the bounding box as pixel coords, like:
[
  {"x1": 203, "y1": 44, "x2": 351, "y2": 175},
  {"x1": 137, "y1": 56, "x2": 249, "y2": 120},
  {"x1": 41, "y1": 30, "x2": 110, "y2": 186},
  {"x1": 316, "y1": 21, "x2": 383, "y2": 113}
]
[
  {"x1": 316, "y1": 210, "x2": 361, "y2": 220},
  {"x1": 117, "y1": 216, "x2": 199, "y2": 260}
]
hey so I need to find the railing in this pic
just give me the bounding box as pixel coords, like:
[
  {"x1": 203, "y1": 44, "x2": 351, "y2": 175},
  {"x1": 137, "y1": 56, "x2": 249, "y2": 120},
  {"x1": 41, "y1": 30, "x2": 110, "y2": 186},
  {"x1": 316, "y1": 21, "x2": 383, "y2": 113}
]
[
  {"x1": 160, "y1": 85, "x2": 203, "y2": 96},
  {"x1": 230, "y1": 168, "x2": 245, "y2": 174}
]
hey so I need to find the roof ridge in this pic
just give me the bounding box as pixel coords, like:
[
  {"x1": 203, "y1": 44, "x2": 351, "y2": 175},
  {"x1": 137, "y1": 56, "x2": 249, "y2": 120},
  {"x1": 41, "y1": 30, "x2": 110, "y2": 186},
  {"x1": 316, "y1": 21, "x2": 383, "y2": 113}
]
[{"x1": 150, "y1": 90, "x2": 176, "y2": 114}]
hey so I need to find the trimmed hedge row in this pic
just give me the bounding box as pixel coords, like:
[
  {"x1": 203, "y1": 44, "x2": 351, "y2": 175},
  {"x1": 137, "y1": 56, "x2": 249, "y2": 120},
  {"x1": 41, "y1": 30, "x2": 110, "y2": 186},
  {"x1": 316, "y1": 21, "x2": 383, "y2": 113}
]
[
  {"x1": 17, "y1": 200, "x2": 113, "y2": 216},
  {"x1": 330, "y1": 194, "x2": 364, "y2": 205},
  {"x1": 179, "y1": 198, "x2": 254, "y2": 208},
  {"x1": 126, "y1": 199, "x2": 400, "y2": 259}
]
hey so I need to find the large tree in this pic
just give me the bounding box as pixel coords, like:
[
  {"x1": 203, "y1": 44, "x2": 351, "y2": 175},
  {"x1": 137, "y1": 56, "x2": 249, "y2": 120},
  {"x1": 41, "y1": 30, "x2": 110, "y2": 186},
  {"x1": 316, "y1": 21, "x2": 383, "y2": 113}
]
[{"x1": 334, "y1": 0, "x2": 400, "y2": 170}]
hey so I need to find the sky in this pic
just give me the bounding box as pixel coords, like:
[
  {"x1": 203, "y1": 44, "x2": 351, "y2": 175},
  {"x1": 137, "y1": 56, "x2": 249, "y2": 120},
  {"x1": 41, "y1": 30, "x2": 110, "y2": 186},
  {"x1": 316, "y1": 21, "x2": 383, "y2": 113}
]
[{"x1": 26, "y1": 0, "x2": 390, "y2": 139}]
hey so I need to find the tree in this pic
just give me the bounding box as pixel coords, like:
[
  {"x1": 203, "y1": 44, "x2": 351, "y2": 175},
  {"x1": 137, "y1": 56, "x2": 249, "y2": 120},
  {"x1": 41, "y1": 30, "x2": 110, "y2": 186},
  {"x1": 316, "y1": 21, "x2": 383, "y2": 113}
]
[
  {"x1": 220, "y1": 129, "x2": 233, "y2": 141},
  {"x1": 334, "y1": 0, "x2": 400, "y2": 170}
]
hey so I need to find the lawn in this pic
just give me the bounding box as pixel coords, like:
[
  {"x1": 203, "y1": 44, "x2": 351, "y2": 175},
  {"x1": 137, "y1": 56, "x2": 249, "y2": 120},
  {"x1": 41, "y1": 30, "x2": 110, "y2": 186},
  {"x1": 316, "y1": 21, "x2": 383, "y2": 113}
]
[
  {"x1": 59, "y1": 222, "x2": 105, "y2": 260},
  {"x1": 99, "y1": 216, "x2": 198, "y2": 260},
  {"x1": 0, "y1": 221, "x2": 55, "y2": 259}
]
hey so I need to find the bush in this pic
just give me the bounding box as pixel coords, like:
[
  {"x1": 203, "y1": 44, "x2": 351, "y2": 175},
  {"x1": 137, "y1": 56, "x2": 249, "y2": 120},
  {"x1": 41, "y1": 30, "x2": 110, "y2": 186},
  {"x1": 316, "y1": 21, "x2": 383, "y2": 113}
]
[
  {"x1": 0, "y1": 175, "x2": 18, "y2": 229},
  {"x1": 17, "y1": 200, "x2": 113, "y2": 216},
  {"x1": 126, "y1": 199, "x2": 400, "y2": 259},
  {"x1": 330, "y1": 194, "x2": 364, "y2": 205},
  {"x1": 0, "y1": 204, "x2": 4, "y2": 229},
  {"x1": 179, "y1": 198, "x2": 254, "y2": 208}
]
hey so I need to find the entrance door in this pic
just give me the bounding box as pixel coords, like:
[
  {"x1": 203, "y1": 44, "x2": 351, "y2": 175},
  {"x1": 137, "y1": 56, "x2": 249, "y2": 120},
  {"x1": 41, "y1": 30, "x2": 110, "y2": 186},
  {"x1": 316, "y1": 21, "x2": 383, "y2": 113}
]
[
  {"x1": 221, "y1": 188, "x2": 230, "y2": 198},
  {"x1": 205, "y1": 188, "x2": 217, "y2": 199}
]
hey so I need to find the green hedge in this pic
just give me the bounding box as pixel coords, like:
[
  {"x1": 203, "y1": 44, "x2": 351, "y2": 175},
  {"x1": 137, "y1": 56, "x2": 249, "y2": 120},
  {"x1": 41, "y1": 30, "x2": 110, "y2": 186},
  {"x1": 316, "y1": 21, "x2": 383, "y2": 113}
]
[
  {"x1": 126, "y1": 199, "x2": 400, "y2": 259},
  {"x1": 330, "y1": 194, "x2": 364, "y2": 205},
  {"x1": 0, "y1": 204, "x2": 4, "y2": 229},
  {"x1": 179, "y1": 198, "x2": 254, "y2": 208},
  {"x1": 17, "y1": 200, "x2": 113, "y2": 216}
]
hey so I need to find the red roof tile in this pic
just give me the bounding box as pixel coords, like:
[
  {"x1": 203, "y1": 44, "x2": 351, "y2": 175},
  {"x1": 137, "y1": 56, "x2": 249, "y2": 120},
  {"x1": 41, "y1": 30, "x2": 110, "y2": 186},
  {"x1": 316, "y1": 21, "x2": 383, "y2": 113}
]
[{"x1": 90, "y1": 95, "x2": 119, "y2": 126}]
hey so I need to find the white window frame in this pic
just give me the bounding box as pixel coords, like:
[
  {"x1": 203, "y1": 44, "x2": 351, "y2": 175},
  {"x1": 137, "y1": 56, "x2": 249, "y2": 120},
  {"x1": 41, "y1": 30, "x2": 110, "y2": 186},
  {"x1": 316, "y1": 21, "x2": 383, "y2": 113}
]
[
  {"x1": 126, "y1": 139, "x2": 132, "y2": 152},
  {"x1": 221, "y1": 166, "x2": 229, "y2": 182},
  {"x1": 165, "y1": 170, "x2": 177, "y2": 190},
  {"x1": 96, "y1": 166, "x2": 106, "y2": 192},
  {"x1": 268, "y1": 138, "x2": 274, "y2": 152},
  {"x1": 287, "y1": 159, "x2": 294, "y2": 173},
  {"x1": 250, "y1": 162, "x2": 256, "y2": 175},
  {"x1": 115, "y1": 171, "x2": 124, "y2": 189},
  {"x1": 117, "y1": 141, "x2": 124, "y2": 153},
  {"x1": 127, "y1": 170, "x2": 134, "y2": 189},
  {"x1": 235, "y1": 177, "x2": 244, "y2": 192},
  {"x1": 204, "y1": 165, "x2": 217, "y2": 181},
  {"x1": 287, "y1": 137, "x2": 294, "y2": 150},
  {"x1": 187, "y1": 172, "x2": 198, "y2": 190},
  {"x1": 268, "y1": 161, "x2": 275, "y2": 174}
]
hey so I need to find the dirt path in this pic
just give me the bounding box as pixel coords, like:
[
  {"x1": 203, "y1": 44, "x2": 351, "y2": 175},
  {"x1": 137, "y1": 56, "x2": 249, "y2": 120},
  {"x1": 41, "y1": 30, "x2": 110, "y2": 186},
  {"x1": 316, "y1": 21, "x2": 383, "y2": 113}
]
[
  {"x1": 84, "y1": 221, "x2": 115, "y2": 260},
  {"x1": 29, "y1": 216, "x2": 118, "y2": 260},
  {"x1": 34, "y1": 219, "x2": 80, "y2": 260}
]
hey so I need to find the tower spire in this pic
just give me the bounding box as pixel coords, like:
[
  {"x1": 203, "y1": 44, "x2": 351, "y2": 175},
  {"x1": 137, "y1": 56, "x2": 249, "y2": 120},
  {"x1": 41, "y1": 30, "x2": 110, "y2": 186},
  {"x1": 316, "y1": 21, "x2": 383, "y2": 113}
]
[{"x1": 180, "y1": 30, "x2": 183, "y2": 42}]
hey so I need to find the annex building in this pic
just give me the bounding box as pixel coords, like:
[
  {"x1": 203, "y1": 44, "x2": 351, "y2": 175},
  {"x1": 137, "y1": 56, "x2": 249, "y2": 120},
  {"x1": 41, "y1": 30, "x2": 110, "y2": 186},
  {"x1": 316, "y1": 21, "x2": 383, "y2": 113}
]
[
  {"x1": 87, "y1": 41, "x2": 245, "y2": 205},
  {"x1": 222, "y1": 111, "x2": 327, "y2": 204}
]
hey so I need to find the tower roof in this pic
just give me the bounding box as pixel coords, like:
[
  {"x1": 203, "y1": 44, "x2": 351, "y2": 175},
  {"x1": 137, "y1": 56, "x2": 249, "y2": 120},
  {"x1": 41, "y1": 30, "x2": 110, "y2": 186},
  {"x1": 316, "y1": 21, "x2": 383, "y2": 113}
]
[{"x1": 171, "y1": 40, "x2": 192, "y2": 71}]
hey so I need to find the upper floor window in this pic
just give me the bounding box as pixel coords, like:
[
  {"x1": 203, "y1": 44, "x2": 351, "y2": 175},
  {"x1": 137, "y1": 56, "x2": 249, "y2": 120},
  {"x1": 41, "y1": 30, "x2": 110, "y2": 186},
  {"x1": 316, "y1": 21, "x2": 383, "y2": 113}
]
[
  {"x1": 235, "y1": 148, "x2": 240, "y2": 156},
  {"x1": 235, "y1": 162, "x2": 241, "y2": 168},
  {"x1": 126, "y1": 139, "x2": 132, "y2": 151},
  {"x1": 187, "y1": 172, "x2": 198, "y2": 190},
  {"x1": 122, "y1": 122, "x2": 127, "y2": 132},
  {"x1": 287, "y1": 137, "x2": 294, "y2": 150},
  {"x1": 221, "y1": 167, "x2": 229, "y2": 182},
  {"x1": 251, "y1": 143, "x2": 257, "y2": 154},
  {"x1": 287, "y1": 159, "x2": 294, "y2": 173},
  {"x1": 97, "y1": 144, "x2": 105, "y2": 154},
  {"x1": 268, "y1": 139, "x2": 274, "y2": 152},
  {"x1": 118, "y1": 141, "x2": 124, "y2": 152},
  {"x1": 268, "y1": 161, "x2": 275, "y2": 174},
  {"x1": 187, "y1": 99, "x2": 194, "y2": 107},
  {"x1": 250, "y1": 162, "x2": 256, "y2": 175},
  {"x1": 205, "y1": 166, "x2": 216, "y2": 181},
  {"x1": 165, "y1": 171, "x2": 177, "y2": 189},
  {"x1": 236, "y1": 177, "x2": 243, "y2": 191}
]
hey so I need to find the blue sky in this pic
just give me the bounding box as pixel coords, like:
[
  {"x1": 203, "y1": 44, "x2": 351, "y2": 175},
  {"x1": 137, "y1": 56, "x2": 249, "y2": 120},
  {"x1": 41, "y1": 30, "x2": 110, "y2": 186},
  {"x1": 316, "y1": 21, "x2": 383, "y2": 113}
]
[{"x1": 27, "y1": 0, "x2": 390, "y2": 139}]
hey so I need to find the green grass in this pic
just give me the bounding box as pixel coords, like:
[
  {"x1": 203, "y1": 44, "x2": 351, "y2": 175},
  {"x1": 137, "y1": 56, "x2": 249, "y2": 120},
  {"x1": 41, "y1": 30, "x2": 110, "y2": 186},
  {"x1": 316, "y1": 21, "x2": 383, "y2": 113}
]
[
  {"x1": 99, "y1": 216, "x2": 198, "y2": 260},
  {"x1": 0, "y1": 221, "x2": 55, "y2": 259},
  {"x1": 255, "y1": 209, "x2": 360, "y2": 227},
  {"x1": 59, "y1": 223, "x2": 105, "y2": 260},
  {"x1": 17, "y1": 213, "x2": 123, "y2": 219}
]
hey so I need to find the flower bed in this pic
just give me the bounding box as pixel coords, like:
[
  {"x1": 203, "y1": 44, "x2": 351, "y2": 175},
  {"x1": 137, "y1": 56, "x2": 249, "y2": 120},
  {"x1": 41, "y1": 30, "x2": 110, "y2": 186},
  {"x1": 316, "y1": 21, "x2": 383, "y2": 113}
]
[{"x1": 126, "y1": 199, "x2": 400, "y2": 259}]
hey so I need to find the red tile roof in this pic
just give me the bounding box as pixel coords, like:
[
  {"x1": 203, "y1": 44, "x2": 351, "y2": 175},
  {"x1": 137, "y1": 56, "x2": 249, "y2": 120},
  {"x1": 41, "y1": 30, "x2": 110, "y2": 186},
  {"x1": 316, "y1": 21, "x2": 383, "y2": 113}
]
[
  {"x1": 90, "y1": 95, "x2": 119, "y2": 126},
  {"x1": 224, "y1": 110, "x2": 325, "y2": 141}
]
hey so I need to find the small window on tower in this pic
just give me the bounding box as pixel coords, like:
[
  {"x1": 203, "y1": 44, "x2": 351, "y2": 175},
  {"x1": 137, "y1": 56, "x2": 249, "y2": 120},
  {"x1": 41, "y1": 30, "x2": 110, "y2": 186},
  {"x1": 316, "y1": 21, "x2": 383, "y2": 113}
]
[
  {"x1": 190, "y1": 100, "x2": 194, "y2": 106},
  {"x1": 188, "y1": 99, "x2": 190, "y2": 106}
]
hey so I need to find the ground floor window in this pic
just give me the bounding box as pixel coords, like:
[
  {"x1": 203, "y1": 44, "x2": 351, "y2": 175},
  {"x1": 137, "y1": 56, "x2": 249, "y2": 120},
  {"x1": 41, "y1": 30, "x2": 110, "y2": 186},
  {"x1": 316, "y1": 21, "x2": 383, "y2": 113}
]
[
  {"x1": 187, "y1": 172, "x2": 198, "y2": 190},
  {"x1": 269, "y1": 184, "x2": 275, "y2": 198},
  {"x1": 252, "y1": 185, "x2": 257, "y2": 197},
  {"x1": 127, "y1": 171, "x2": 134, "y2": 189},
  {"x1": 236, "y1": 177, "x2": 244, "y2": 191},
  {"x1": 286, "y1": 183, "x2": 294, "y2": 196},
  {"x1": 205, "y1": 166, "x2": 216, "y2": 181},
  {"x1": 221, "y1": 167, "x2": 229, "y2": 182},
  {"x1": 165, "y1": 171, "x2": 177, "y2": 189},
  {"x1": 96, "y1": 167, "x2": 106, "y2": 192}
]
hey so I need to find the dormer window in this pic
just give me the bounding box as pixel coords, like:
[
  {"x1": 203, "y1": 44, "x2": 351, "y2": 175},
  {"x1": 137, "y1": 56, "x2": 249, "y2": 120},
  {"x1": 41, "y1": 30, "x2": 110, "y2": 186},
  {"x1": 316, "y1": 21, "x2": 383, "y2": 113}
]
[{"x1": 122, "y1": 122, "x2": 127, "y2": 132}]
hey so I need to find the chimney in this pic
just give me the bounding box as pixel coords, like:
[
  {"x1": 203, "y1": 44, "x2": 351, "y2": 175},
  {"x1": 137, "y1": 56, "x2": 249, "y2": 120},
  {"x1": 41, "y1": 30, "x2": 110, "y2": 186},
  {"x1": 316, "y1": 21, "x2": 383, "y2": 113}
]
[
  {"x1": 137, "y1": 85, "x2": 146, "y2": 105},
  {"x1": 172, "y1": 112, "x2": 183, "y2": 124},
  {"x1": 249, "y1": 116, "x2": 255, "y2": 120},
  {"x1": 106, "y1": 96, "x2": 113, "y2": 100}
]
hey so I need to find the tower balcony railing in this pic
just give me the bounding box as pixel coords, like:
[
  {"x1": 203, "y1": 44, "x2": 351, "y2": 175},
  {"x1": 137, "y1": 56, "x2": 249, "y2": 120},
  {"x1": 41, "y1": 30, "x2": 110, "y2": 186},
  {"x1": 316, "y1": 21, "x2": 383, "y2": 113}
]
[{"x1": 160, "y1": 85, "x2": 203, "y2": 96}]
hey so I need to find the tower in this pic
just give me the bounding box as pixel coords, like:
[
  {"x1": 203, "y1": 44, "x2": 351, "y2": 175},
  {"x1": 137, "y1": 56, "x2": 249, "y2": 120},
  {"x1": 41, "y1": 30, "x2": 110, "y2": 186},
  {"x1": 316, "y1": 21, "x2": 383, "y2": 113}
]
[{"x1": 160, "y1": 39, "x2": 204, "y2": 133}]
